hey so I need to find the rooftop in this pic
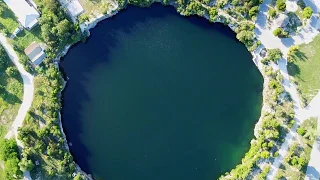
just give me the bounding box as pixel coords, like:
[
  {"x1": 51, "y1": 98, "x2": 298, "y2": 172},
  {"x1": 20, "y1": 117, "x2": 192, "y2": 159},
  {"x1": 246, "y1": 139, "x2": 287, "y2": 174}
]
[
  {"x1": 3, "y1": 0, "x2": 40, "y2": 29},
  {"x1": 24, "y1": 42, "x2": 46, "y2": 66}
]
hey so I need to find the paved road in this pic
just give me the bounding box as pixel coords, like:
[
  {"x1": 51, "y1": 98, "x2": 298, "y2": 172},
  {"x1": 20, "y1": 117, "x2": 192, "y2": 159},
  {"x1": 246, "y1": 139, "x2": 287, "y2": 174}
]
[{"x1": 0, "y1": 34, "x2": 33, "y2": 180}]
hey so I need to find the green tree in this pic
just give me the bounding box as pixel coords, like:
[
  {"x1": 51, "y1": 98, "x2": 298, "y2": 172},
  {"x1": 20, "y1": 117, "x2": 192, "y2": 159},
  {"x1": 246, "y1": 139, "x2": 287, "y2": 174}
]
[
  {"x1": 236, "y1": 30, "x2": 254, "y2": 45},
  {"x1": 209, "y1": 7, "x2": 218, "y2": 22},
  {"x1": 19, "y1": 157, "x2": 35, "y2": 171},
  {"x1": 0, "y1": 139, "x2": 19, "y2": 161},
  {"x1": 249, "y1": 6, "x2": 259, "y2": 18},
  {"x1": 276, "y1": 0, "x2": 286, "y2": 12},
  {"x1": 273, "y1": 27, "x2": 283, "y2": 37},
  {"x1": 5, "y1": 66, "x2": 19, "y2": 77},
  {"x1": 302, "y1": 7, "x2": 313, "y2": 19},
  {"x1": 268, "y1": 49, "x2": 283, "y2": 62},
  {"x1": 4, "y1": 157, "x2": 22, "y2": 180},
  {"x1": 261, "y1": 151, "x2": 270, "y2": 158},
  {"x1": 268, "y1": 8, "x2": 277, "y2": 18}
]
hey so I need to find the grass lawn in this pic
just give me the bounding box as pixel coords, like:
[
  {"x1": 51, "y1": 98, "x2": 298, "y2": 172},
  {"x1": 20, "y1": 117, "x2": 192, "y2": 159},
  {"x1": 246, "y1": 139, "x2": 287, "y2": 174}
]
[
  {"x1": 288, "y1": 35, "x2": 320, "y2": 105},
  {"x1": 0, "y1": 0, "x2": 19, "y2": 34},
  {"x1": 13, "y1": 26, "x2": 44, "y2": 50}
]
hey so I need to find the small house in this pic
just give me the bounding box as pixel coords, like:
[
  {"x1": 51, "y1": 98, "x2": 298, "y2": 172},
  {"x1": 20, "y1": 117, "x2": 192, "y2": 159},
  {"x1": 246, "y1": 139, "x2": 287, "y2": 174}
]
[
  {"x1": 274, "y1": 14, "x2": 289, "y2": 28},
  {"x1": 24, "y1": 42, "x2": 46, "y2": 66}
]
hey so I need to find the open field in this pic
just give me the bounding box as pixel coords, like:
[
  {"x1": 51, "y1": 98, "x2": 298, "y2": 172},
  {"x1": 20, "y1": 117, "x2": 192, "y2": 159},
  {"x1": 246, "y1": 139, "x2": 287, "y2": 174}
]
[{"x1": 288, "y1": 35, "x2": 320, "y2": 105}]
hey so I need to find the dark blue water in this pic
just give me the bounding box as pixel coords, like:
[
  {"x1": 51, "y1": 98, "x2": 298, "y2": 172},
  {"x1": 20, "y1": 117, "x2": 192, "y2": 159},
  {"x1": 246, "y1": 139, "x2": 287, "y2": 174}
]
[{"x1": 61, "y1": 4, "x2": 263, "y2": 180}]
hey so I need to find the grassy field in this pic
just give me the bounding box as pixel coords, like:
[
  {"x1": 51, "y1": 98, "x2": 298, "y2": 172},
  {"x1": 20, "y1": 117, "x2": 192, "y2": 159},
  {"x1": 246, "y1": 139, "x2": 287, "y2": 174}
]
[
  {"x1": 288, "y1": 35, "x2": 320, "y2": 105},
  {"x1": 12, "y1": 26, "x2": 44, "y2": 50},
  {"x1": 0, "y1": 0, "x2": 19, "y2": 34}
]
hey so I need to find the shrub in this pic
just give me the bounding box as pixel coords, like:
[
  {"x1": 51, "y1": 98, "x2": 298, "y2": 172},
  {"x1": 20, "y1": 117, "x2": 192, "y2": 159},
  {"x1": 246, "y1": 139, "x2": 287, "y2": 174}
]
[
  {"x1": 209, "y1": 7, "x2": 218, "y2": 22},
  {"x1": 273, "y1": 28, "x2": 283, "y2": 36},
  {"x1": 261, "y1": 151, "x2": 271, "y2": 158},
  {"x1": 297, "y1": 127, "x2": 306, "y2": 136},
  {"x1": 276, "y1": 0, "x2": 286, "y2": 12},
  {"x1": 302, "y1": 7, "x2": 313, "y2": 19},
  {"x1": 268, "y1": 8, "x2": 277, "y2": 18},
  {"x1": 249, "y1": 6, "x2": 259, "y2": 18},
  {"x1": 5, "y1": 66, "x2": 19, "y2": 77}
]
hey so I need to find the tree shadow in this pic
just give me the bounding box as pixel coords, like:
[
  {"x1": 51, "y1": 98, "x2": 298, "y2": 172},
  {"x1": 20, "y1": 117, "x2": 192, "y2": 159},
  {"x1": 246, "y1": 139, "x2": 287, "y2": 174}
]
[
  {"x1": 0, "y1": 2, "x2": 18, "y2": 20},
  {"x1": 288, "y1": 61, "x2": 301, "y2": 76},
  {"x1": 306, "y1": 166, "x2": 320, "y2": 180},
  {"x1": 0, "y1": 89, "x2": 22, "y2": 104},
  {"x1": 294, "y1": 50, "x2": 308, "y2": 61}
]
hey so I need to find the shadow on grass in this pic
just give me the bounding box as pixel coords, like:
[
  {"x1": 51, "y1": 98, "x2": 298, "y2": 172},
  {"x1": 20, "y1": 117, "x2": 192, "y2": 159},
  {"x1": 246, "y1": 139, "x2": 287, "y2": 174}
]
[
  {"x1": 0, "y1": 2, "x2": 17, "y2": 20},
  {"x1": 288, "y1": 62, "x2": 301, "y2": 76},
  {"x1": 293, "y1": 50, "x2": 308, "y2": 62},
  {"x1": 0, "y1": 89, "x2": 22, "y2": 105}
]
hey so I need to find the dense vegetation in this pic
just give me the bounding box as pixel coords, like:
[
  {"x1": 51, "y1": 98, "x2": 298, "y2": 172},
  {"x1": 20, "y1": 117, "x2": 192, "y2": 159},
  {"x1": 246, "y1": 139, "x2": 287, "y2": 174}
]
[
  {"x1": 0, "y1": 139, "x2": 22, "y2": 180},
  {"x1": 18, "y1": 65, "x2": 79, "y2": 179},
  {"x1": 34, "y1": 0, "x2": 82, "y2": 58},
  {"x1": 0, "y1": 45, "x2": 23, "y2": 178}
]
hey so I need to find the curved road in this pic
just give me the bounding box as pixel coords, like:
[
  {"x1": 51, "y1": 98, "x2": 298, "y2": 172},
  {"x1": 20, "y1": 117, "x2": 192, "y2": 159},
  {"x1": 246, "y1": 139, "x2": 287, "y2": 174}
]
[{"x1": 0, "y1": 34, "x2": 34, "y2": 180}]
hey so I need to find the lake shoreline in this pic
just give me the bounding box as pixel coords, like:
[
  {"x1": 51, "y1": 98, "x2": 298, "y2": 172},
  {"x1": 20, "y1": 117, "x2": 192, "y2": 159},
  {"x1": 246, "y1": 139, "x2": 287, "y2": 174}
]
[{"x1": 57, "y1": 2, "x2": 268, "y2": 179}]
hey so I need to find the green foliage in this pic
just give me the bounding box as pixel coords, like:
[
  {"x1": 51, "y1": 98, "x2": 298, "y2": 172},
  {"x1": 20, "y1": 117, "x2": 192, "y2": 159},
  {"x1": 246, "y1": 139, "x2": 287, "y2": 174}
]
[
  {"x1": 273, "y1": 27, "x2": 282, "y2": 36},
  {"x1": 129, "y1": 0, "x2": 152, "y2": 7},
  {"x1": 73, "y1": 173, "x2": 83, "y2": 180},
  {"x1": 217, "y1": 0, "x2": 229, "y2": 8},
  {"x1": 209, "y1": 7, "x2": 218, "y2": 22},
  {"x1": 0, "y1": 139, "x2": 18, "y2": 161},
  {"x1": 249, "y1": 6, "x2": 259, "y2": 18},
  {"x1": 262, "y1": 48, "x2": 283, "y2": 64},
  {"x1": 235, "y1": 22, "x2": 255, "y2": 47},
  {"x1": 276, "y1": 0, "x2": 286, "y2": 12},
  {"x1": 18, "y1": 157, "x2": 35, "y2": 171},
  {"x1": 5, "y1": 67, "x2": 19, "y2": 77},
  {"x1": 184, "y1": 1, "x2": 207, "y2": 16},
  {"x1": 258, "y1": 166, "x2": 271, "y2": 180},
  {"x1": 273, "y1": 27, "x2": 289, "y2": 37},
  {"x1": 0, "y1": 139, "x2": 22, "y2": 179},
  {"x1": 268, "y1": 8, "x2": 277, "y2": 18},
  {"x1": 4, "y1": 157, "x2": 22, "y2": 180},
  {"x1": 261, "y1": 151, "x2": 270, "y2": 158},
  {"x1": 297, "y1": 127, "x2": 306, "y2": 136},
  {"x1": 287, "y1": 45, "x2": 299, "y2": 63},
  {"x1": 34, "y1": 0, "x2": 81, "y2": 58},
  {"x1": 302, "y1": 7, "x2": 313, "y2": 19}
]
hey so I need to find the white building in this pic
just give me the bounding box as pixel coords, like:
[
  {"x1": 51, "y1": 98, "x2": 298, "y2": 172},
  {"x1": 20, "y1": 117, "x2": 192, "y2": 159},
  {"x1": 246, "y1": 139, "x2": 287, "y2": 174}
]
[
  {"x1": 3, "y1": 0, "x2": 40, "y2": 30},
  {"x1": 58, "y1": 0, "x2": 85, "y2": 20}
]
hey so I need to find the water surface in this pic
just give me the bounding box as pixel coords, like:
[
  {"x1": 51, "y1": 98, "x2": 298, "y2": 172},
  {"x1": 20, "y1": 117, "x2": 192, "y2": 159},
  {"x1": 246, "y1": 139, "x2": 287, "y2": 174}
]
[{"x1": 61, "y1": 4, "x2": 263, "y2": 180}]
